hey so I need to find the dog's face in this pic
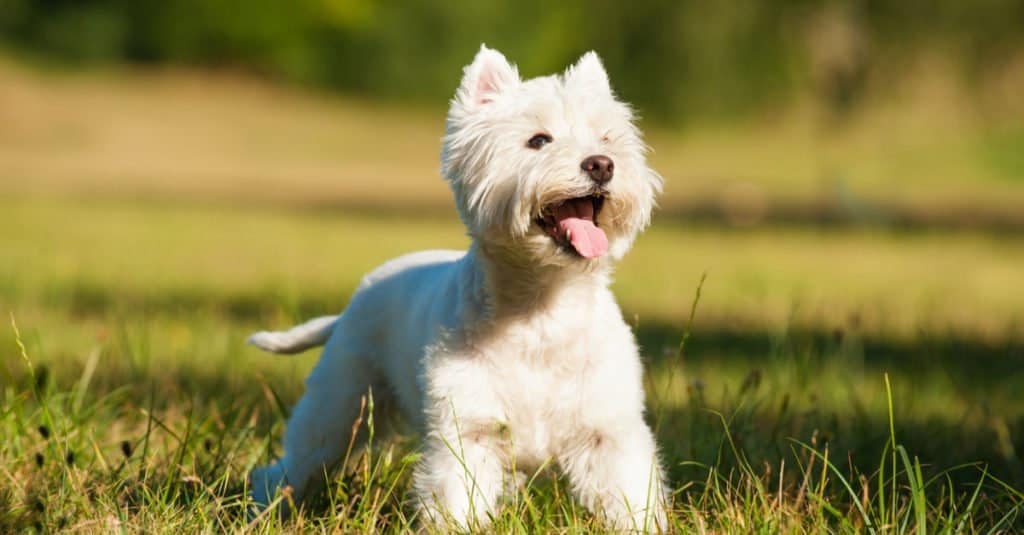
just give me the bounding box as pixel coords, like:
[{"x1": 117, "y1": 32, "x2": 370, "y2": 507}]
[{"x1": 442, "y1": 46, "x2": 661, "y2": 267}]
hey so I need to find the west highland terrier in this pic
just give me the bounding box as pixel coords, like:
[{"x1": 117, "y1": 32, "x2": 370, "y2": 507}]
[{"x1": 248, "y1": 45, "x2": 667, "y2": 531}]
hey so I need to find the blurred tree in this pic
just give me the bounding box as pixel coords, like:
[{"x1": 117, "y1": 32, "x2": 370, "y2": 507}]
[{"x1": 0, "y1": 0, "x2": 1021, "y2": 122}]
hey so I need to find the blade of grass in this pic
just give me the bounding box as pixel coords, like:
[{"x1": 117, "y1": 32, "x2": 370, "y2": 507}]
[
  {"x1": 885, "y1": 372, "x2": 897, "y2": 530},
  {"x1": 896, "y1": 445, "x2": 926, "y2": 535},
  {"x1": 655, "y1": 272, "x2": 706, "y2": 434},
  {"x1": 793, "y1": 440, "x2": 876, "y2": 534}
]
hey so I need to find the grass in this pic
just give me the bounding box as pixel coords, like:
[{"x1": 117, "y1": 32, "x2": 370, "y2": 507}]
[
  {"x1": 2, "y1": 195, "x2": 1022, "y2": 532},
  {"x1": 1, "y1": 56, "x2": 1023, "y2": 532},
  {"x1": 4, "y1": 196, "x2": 1024, "y2": 341},
  {"x1": 2, "y1": 54, "x2": 1023, "y2": 218}
]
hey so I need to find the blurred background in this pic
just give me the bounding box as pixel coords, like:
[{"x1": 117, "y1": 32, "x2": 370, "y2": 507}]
[{"x1": 2, "y1": 0, "x2": 1023, "y2": 496}]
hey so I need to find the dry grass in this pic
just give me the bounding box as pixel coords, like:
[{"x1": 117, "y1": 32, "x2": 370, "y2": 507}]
[{"x1": 1, "y1": 55, "x2": 1022, "y2": 215}]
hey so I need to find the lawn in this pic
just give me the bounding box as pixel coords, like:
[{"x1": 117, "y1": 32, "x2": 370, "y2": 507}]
[
  {"x1": 1, "y1": 59, "x2": 1023, "y2": 532},
  {"x1": 2, "y1": 195, "x2": 1022, "y2": 532}
]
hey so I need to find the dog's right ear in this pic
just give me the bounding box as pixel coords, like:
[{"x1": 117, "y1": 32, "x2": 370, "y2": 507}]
[{"x1": 454, "y1": 45, "x2": 519, "y2": 111}]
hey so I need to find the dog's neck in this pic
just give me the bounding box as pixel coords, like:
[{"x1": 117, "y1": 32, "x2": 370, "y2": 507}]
[{"x1": 466, "y1": 242, "x2": 611, "y2": 320}]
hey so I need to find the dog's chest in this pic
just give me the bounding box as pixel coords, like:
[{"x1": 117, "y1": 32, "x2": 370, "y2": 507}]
[{"x1": 484, "y1": 314, "x2": 603, "y2": 463}]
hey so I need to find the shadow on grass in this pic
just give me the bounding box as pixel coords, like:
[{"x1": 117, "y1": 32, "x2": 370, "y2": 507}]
[
  {"x1": 652, "y1": 379, "x2": 1024, "y2": 490},
  {"x1": 35, "y1": 278, "x2": 1024, "y2": 388},
  {"x1": 636, "y1": 320, "x2": 1024, "y2": 491},
  {"x1": 49, "y1": 190, "x2": 1024, "y2": 235},
  {"x1": 652, "y1": 398, "x2": 1024, "y2": 529},
  {"x1": 635, "y1": 320, "x2": 1024, "y2": 386}
]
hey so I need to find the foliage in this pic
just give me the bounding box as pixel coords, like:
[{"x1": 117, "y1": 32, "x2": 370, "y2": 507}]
[{"x1": 2, "y1": 0, "x2": 1024, "y2": 120}]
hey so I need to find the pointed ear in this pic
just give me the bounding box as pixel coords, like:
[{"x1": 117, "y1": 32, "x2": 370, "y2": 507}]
[
  {"x1": 455, "y1": 45, "x2": 520, "y2": 110},
  {"x1": 564, "y1": 51, "x2": 612, "y2": 95}
]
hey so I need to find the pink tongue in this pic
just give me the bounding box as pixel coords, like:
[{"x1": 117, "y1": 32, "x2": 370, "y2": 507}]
[{"x1": 552, "y1": 199, "x2": 609, "y2": 258}]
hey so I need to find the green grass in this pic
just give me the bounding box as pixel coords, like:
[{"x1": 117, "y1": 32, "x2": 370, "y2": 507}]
[
  {"x1": 2, "y1": 195, "x2": 1023, "y2": 532},
  {"x1": 3, "y1": 196, "x2": 1022, "y2": 339},
  {"x1": 1, "y1": 54, "x2": 1022, "y2": 532}
]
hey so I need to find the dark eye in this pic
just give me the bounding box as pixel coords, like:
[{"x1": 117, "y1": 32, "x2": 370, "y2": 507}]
[{"x1": 527, "y1": 133, "x2": 553, "y2": 150}]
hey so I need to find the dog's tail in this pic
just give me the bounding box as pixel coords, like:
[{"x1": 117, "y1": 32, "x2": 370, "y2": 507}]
[{"x1": 247, "y1": 315, "x2": 338, "y2": 355}]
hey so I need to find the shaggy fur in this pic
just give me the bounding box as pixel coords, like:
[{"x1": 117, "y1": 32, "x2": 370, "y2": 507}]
[{"x1": 248, "y1": 45, "x2": 667, "y2": 531}]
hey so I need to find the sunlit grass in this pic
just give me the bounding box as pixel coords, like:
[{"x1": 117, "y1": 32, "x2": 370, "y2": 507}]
[
  {"x1": 2, "y1": 55, "x2": 1022, "y2": 213},
  {"x1": 1, "y1": 195, "x2": 1022, "y2": 530},
  {"x1": 3, "y1": 196, "x2": 1022, "y2": 341}
]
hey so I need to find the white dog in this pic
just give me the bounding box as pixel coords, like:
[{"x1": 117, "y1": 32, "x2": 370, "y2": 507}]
[{"x1": 248, "y1": 45, "x2": 667, "y2": 531}]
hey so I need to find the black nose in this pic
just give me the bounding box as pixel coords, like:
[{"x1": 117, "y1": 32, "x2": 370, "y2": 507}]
[{"x1": 581, "y1": 155, "x2": 614, "y2": 184}]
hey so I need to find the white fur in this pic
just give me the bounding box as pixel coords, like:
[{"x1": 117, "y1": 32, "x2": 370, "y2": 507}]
[{"x1": 249, "y1": 45, "x2": 667, "y2": 532}]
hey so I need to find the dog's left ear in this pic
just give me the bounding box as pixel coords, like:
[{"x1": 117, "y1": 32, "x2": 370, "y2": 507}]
[
  {"x1": 564, "y1": 51, "x2": 612, "y2": 96},
  {"x1": 455, "y1": 45, "x2": 520, "y2": 111}
]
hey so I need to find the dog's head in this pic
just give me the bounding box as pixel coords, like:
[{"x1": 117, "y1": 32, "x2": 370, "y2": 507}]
[{"x1": 442, "y1": 45, "x2": 661, "y2": 268}]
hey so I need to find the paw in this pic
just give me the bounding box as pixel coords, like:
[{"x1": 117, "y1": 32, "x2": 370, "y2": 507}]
[
  {"x1": 605, "y1": 495, "x2": 668, "y2": 533},
  {"x1": 248, "y1": 463, "x2": 288, "y2": 519}
]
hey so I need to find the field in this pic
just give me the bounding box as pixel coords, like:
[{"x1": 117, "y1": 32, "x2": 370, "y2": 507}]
[{"x1": 2, "y1": 60, "x2": 1023, "y2": 532}]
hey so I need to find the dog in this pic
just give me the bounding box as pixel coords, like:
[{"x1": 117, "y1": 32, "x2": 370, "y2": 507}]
[{"x1": 248, "y1": 45, "x2": 667, "y2": 531}]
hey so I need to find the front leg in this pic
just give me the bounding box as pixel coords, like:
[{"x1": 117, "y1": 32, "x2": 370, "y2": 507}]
[
  {"x1": 412, "y1": 429, "x2": 505, "y2": 531},
  {"x1": 559, "y1": 420, "x2": 668, "y2": 532},
  {"x1": 413, "y1": 352, "x2": 510, "y2": 530}
]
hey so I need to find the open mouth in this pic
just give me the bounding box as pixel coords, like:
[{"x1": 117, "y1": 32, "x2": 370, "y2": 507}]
[{"x1": 535, "y1": 194, "x2": 609, "y2": 258}]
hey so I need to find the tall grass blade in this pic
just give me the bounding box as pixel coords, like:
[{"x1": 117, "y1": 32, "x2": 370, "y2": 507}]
[
  {"x1": 793, "y1": 440, "x2": 876, "y2": 534},
  {"x1": 885, "y1": 373, "x2": 897, "y2": 530},
  {"x1": 896, "y1": 445, "x2": 926, "y2": 535}
]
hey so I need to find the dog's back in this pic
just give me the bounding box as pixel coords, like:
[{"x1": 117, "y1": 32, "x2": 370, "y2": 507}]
[{"x1": 248, "y1": 249, "x2": 468, "y2": 356}]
